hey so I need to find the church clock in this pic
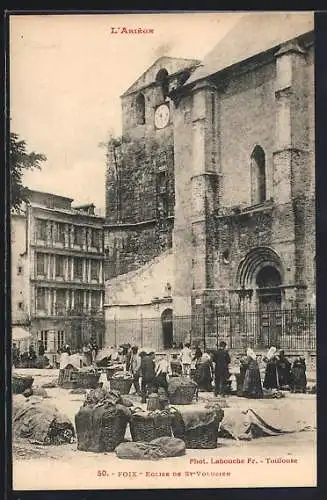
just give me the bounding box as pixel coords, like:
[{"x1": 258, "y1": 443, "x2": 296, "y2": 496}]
[{"x1": 154, "y1": 104, "x2": 170, "y2": 129}]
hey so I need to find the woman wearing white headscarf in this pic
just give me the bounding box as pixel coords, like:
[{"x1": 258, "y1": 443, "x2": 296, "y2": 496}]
[
  {"x1": 241, "y1": 348, "x2": 263, "y2": 399},
  {"x1": 263, "y1": 346, "x2": 279, "y2": 390}
]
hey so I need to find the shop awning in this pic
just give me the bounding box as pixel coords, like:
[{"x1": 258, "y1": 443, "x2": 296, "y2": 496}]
[{"x1": 12, "y1": 326, "x2": 32, "y2": 342}]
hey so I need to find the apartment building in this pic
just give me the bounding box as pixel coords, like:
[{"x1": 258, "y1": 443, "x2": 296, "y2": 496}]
[{"x1": 11, "y1": 189, "x2": 105, "y2": 360}]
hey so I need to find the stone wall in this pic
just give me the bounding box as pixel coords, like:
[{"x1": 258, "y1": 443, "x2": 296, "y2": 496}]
[{"x1": 219, "y1": 60, "x2": 276, "y2": 207}]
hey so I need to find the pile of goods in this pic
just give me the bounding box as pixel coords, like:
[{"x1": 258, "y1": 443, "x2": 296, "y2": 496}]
[
  {"x1": 109, "y1": 371, "x2": 133, "y2": 395},
  {"x1": 74, "y1": 381, "x2": 228, "y2": 454},
  {"x1": 170, "y1": 406, "x2": 223, "y2": 449},
  {"x1": 167, "y1": 377, "x2": 198, "y2": 405},
  {"x1": 130, "y1": 408, "x2": 172, "y2": 442},
  {"x1": 12, "y1": 396, "x2": 75, "y2": 445},
  {"x1": 12, "y1": 374, "x2": 34, "y2": 394}
]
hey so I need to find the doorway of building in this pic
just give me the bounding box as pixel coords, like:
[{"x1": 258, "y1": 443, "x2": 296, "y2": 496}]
[
  {"x1": 161, "y1": 309, "x2": 173, "y2": 349},
  {"x1": 256, "y1": 266, "x2": 282, "y2": 347}
]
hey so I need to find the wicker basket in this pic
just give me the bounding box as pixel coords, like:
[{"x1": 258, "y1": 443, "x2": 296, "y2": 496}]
[
  {"x1": 77, "y1": 372, "x2": 100, "y2": 389},
  {"x1": 12, "y1": 375, "x2": 34, "y2": 394},
  {"x1": 171, "y1": 412, "x2": 219, "y2": 449},
  {"x1": 100, "y1": 410, "x2": 129, "y2": 452},
  {"x1": 130, "y1": 411, "x2": 172, "y2": 442},
  {"x1": 109, "y1": 378, "x2": 133, "y2": 395},
  {"x1": 168, "y1": 379, "x2": 198, "y2": 405}
]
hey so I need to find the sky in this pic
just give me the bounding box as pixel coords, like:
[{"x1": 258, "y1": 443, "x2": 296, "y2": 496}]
[{"x1": 10, "y1": 12, "x2": 242, "y2": 213}]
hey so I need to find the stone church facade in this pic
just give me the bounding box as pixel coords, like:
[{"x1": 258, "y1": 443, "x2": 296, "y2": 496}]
[{"x1": 104, "y1": 13, "x2": 315, "y2": 350}]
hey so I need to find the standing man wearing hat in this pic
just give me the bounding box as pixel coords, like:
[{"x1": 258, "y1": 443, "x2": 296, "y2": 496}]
[{"x1": 213, "y1": 341, "x2": 231, "y2": 397}]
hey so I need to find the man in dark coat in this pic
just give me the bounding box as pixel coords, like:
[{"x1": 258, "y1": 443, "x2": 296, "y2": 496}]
[
  {"x1": 38, "y1": 341, "x2": 45, "y2": 357},
  {"x1": 276, "y1": 350, "x2": 292, "y2": 388},
  {"x1": 140, "y1": 352, "x2": 156, "y2": 403},
  {"x1": 213, "y1": 341, "x2": 231, "y2": 396}
]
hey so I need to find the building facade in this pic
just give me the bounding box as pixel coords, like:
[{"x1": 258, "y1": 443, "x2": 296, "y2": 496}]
[
  {"x1": 104, "y1": 13, "x2": 315, "y2": 352},
  {"x1": 11, "y1": 189, "x2": 105, "y2": 360}
]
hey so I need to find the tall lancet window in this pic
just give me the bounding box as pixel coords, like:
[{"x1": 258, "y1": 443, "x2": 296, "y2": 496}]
[
  {"x1": 135, "y1": 93, "x2": 145, "y2": 125},
  {"x1": 251, "y1": 145, "x2": 266, "y2": 205}
]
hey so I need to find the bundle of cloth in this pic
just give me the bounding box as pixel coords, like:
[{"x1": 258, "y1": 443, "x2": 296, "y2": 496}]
[
  {"x1": 12, "y1": 396, "x2": 75, "y2": 445},
  {"x1": 170, "y1": 406, "x2": 221, "y2": 434},
  {"x1": 219, "y1": 406, "x2": 314, "y2": 440},
  {"x1": 115, "y1": 436, "x2": 186, "y2": 460}
]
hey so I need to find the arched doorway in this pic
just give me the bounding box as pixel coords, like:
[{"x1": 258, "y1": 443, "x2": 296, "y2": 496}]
[
  {"x1": 256, "y1": 265, "x2": 282, "y2": 347},
  {"x1": 161, "y1": 309, "x2": 173, "y2": 349}
]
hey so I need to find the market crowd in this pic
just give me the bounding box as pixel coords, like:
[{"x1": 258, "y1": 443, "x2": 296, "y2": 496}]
[
  {"x1": 12, "y1": 336, "x2": 308, "y2": 401},
  {"x1": 100, "y1": 341, "x2": 308, "y2": 403}
]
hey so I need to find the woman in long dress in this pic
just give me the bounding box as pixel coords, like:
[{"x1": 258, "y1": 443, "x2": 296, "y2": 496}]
[
  {"x1": 290, "y1": 356, "x2": 307, "y2": 393},
  {"x1": 237, "y1": 355, "x2": 248, "y2": 396},
  {"x1": 194, "y1": 351, "x2": 213, "y2": 391},
  {"x1": 276, "y1": 350, "x2": 292, "y2": 388},
  {"x1": 242, "y1": 348, "x2": 263, "y2": 399},
  {"x1": 263, "y1": 346, "x2": 279, "y2": 390}
]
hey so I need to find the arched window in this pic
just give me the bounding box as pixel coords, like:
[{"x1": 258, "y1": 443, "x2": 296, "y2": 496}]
[
  {"x1": 135, "y1": 93, "x2": 145, "y2": 125},
  {"x1": 251, "y1": 145, "x2": 266, "y2": 205},
  {"x1": 155, "y1": 68, "x2": 169, "y2": 99}
]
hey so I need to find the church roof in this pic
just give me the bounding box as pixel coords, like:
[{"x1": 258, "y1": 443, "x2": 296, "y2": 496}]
[
  {"x1": 121, "y1": 56, "x2": 200, "y2": 97},
  {"x1": 186, "y1": 12, "x2": 314, "y2": 86}
]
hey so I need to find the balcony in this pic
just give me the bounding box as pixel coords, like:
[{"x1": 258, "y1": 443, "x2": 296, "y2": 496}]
[{"x1": 32, "y1": 306, "x2": 104, "y2": 318}]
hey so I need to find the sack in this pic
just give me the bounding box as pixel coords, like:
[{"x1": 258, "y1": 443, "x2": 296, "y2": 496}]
[
  {"x1": 32, "y1": 387, "x2": 49, "y2": 398},
  {"x1": 115, "y1": 437, "x2": 185, "y2": 460},
  {"x1": 150, "y1": 436, "x2": 186, "y2": 457}
]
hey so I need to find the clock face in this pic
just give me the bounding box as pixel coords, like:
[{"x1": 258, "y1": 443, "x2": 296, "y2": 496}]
[{"x1": 154, "y1": 104, "x2": 170, "y2": 129}]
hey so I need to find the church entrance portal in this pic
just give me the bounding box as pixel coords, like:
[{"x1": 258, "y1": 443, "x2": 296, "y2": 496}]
[{"x1": 256, "y1": 266, "x2": 282, "y2": 347}]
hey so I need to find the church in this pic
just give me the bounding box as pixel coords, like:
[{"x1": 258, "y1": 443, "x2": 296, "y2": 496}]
[{"x1": 103, "y1": 12, "x2": 315, "y2": 352}]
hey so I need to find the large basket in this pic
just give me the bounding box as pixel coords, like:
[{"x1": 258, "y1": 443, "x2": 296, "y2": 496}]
[
  {"x1": 12, "y1": 375, "x2": 34, "y2": 394},
  {"x1": 168, "y1": 379, "x2": 198, "y2": 405},
  {"x1": 130, "y1": 411, "x2": 172, "y2": 442},
  {"x1": 171, "y1": 412, "x2": 219, "y2": 449},
  {"x1": 110, "y1": 378, "x2": 133, "y2": 395},
  {"x1": 61, "y1": 366, "x2": 79, "y2": 389},
  {"x1": 76, "y1": 372, "x2": 100, "y2": 389},
  {"x1": 100, "y1": 410, "x2": 129, "y2": 452}
]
